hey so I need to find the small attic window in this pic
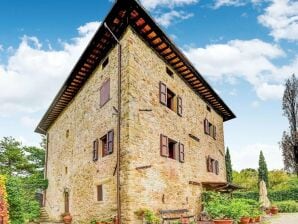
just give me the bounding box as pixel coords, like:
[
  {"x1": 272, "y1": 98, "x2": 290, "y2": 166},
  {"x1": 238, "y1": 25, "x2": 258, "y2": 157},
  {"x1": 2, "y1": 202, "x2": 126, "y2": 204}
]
[
  {"x1": 166, "y1": 67, "x2": 173, "y2": 77},
  {"x1": 102, "y1": 57, "x2": 109, "y2": 69},
  {"x1": 66, "y1": 130, "x2": 69, "y2": 138},
  {"x1": 207, "y1": 105, "x2": 211, "y2": 112}
]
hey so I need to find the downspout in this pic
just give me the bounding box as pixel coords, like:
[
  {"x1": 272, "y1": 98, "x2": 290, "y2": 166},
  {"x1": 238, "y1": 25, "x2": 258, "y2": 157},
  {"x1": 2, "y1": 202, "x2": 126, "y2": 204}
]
[{"x1": 104, "y1": 22, "x2": 122, "y2": 224}]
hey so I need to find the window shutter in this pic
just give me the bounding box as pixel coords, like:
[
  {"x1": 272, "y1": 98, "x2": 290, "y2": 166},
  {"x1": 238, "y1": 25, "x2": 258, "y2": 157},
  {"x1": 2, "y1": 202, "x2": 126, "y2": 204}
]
[
  {"x1": 100, "y1": 79, "x2": 110, "y2": 106},
  {"x1": 207, "y1": 156, "x2": 212, "y2": 172},
  {"x1": 177, "y1": 96, "x2": 183, "y2": 116},
  {"x1": 107, "y1": 130, "x2": 114, "y2": 154},
  {"x1": 160, "y1": 134, "x2": 169, "y2": 157},
  {"x1": 159, "y1": 82, "x2": 167, "y2": 105},
  {"x1": 97, "y1": 185, "x2": 103, "y2": 201},
  {"x1": 210, "y1": 125, "x2": 213, "y2": 138},
  {"x1": 213, "y1": 126, "x2": 217, "y2": 139},
  {"x1": 93, "y1": 139, "x2": 99, "y2": 161},
  {"x1": 204, "y1": 119, "x2": 209, "y2": 135},
  {"x1": 179, "y1": 143, "x2": 185, "y2": 163},
  {"x1": 215, "y1": 160, "x2": 219, "y2": 175}
]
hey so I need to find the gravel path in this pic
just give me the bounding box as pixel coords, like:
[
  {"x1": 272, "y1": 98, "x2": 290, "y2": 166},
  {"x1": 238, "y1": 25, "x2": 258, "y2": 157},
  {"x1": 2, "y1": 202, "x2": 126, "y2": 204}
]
[{"x1": 267, "y1": 213, "x2": 298, "y2": 224}]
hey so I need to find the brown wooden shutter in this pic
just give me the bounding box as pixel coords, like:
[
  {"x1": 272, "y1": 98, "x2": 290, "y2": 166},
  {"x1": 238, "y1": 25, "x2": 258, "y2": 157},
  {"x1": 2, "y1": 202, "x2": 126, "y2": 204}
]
[
  {"x1": 213, "y1": 126, "x2": 217, "y2": 139},
  {"x1": 93, "y1": 139, "x2": 99, "y2": 161},
  {"x1": 107, "y1": 130, "x2": 114, "y2": 154},
  {"x1": 97, "y1": 185, "x2": 103, "y2": 201},
  {"x1": 210, "y1": 125, "x2": 214, "y2": 138},
  {"x1": 207, "y1": 156, "x2": 212, "y2": 172},
  {"x1": 160, "y1": 134, "x2": 169, "y2": 157},
  {"x1": 215, "y1": 160, "x2": 219, "y2": 175},
  {"x1": 179, "y1": 143, "x2": 185, "y2": 163},
  {"x1": 159, "y1": 82, "x2": 167, "y2": 105},
  {"x1": 177, "y1": 96, "x2": 183, "y2": 116},
  {"x1": 100, "y1": 79, "x2": 110, "y2": 106},
  {"x1": 204, "y1": 119, "x2": 209, "y2": 135}
]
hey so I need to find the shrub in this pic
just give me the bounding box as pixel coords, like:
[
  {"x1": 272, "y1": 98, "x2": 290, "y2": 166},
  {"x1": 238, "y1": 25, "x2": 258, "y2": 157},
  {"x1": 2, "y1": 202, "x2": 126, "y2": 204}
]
[
  {"x1": 232, "y1": 188, "x2": 298, "y2": 202},
  {"x1": 274, "y1": 201, "x2": 298, "y2": 213}
]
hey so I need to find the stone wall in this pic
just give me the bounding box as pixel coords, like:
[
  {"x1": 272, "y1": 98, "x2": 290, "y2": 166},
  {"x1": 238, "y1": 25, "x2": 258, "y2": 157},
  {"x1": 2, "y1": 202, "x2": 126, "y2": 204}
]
[
  {"x1": 122, "y1": 27, "x2": 227, "y2": 223},
  {"x1": 45, "y1": 27, "x2": 227, "y2": 224},
  {"x1": 45, "y1": 29, "x2": 131, "y2": 223}
]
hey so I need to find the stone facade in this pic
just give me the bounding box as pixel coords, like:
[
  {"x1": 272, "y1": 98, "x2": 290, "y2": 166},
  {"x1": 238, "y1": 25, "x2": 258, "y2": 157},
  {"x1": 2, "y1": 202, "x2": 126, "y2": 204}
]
[{"x1": 45, "y1": 27, "x2": 227, "y2": 224}]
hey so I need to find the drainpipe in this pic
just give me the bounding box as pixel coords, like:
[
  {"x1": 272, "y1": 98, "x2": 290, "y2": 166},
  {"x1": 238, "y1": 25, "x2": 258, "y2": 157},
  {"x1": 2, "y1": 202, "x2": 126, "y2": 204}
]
[{"x1": 104, "y1": 22, "x2": 122, "y2": 224}]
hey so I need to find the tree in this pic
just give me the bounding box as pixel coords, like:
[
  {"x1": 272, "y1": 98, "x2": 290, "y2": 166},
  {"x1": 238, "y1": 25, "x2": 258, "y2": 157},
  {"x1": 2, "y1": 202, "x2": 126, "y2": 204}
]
[
  {"x1": 233, "y1": 168, "x2": 258, "y2": 191},
  {"x1": 258, "y1": 151, "x2": 269, "y2": 187},
  {"x1": 225, "y1": 147, "x2": 233, "y2": 183},
  {"x1": 0, "y1": 137, "x2": 30, "y2": 176},
  {"x1": 0, "y1": 136, "x2": 46, "y2": 223},
  {"x1": 281, "y1": 74, "x2": 298, "y2": 174}
]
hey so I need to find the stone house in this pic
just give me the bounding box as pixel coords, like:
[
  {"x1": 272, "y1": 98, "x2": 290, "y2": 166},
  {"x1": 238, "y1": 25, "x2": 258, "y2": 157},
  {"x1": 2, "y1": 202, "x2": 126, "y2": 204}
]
[{"x1": 35, "y1": 0, "x2": 235, "y2": 223}]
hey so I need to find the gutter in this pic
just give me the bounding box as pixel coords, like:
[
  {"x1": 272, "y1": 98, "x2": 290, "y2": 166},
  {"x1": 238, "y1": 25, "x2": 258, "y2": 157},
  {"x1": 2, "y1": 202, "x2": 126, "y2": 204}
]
[{"x1": 104, "y1": 22, "x2": 122, "y2": 224}]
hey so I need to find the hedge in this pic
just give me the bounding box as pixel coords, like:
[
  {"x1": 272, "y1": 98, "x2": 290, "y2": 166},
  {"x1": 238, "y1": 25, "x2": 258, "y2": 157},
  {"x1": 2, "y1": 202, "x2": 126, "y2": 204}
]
[
  {"x1": 232, "y1": 188, "x2": 298, "y2": 202},
  {"x1": 275, "y1": 201, "x2": 298, "y2": 213}
]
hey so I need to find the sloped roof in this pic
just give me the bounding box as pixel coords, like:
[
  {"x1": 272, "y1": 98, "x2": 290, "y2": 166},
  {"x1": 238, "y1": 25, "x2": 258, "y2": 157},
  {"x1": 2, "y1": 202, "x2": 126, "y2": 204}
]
[{"x1": 35, "y1": 0, "x2": 236, "y2": 134}]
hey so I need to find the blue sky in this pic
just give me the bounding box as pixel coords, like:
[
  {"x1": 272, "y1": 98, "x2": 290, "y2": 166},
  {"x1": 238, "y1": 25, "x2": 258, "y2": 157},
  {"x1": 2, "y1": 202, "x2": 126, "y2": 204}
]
[{"x1": 1, "y1": 0, "x2": 297, "y2": 170}]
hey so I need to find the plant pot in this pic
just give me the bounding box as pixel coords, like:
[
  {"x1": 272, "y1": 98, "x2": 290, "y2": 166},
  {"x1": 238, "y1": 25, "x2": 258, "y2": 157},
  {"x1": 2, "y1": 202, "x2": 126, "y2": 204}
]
[
  {"x1": 255, "y1": 216, "x2": 261, "y2": 222},
  {"x1": 249, "y1": 218, "x2": 255, "y2": 223},
  {"x1": 271, "y1": 206, "x2": 278, "y2": 215},
  {"x1": 213, "y1": 219, "x2": 233, "y2": 224},
  {"x1": 239, "y1": 217, "x2": 250, "y2": 224},
  {"x1": 63, "y1": 214, "x2": 72, "y2": 224}
]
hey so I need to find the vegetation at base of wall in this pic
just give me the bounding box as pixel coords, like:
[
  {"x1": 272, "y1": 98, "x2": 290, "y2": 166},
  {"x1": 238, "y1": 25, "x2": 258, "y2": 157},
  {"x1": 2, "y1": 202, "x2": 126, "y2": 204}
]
[
  {"x1": 232, "y1": 188, "x2": 298, "y2": 202},
  {"x1": 202, "y1": 192, "x2": 263, "y2": 221},
  {"x1": 0, "y1": 136, "x2": 47, "y2": 224},
  {"x1": 274, "y1": 201, "x2": 298, "y2": 213},
  {"x1": 134, "y1": 208, "x2": 161, "y2": 224}
]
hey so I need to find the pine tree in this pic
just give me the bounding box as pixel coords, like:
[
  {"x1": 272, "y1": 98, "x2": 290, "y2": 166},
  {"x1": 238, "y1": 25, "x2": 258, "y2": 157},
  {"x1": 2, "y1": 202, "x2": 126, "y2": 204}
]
[
  {"x1": 225, "y1": 147, "x2": 233, "y2": 183},
  {"x1": 258, "y1": 150, "x2": 269, "y2": 187}
]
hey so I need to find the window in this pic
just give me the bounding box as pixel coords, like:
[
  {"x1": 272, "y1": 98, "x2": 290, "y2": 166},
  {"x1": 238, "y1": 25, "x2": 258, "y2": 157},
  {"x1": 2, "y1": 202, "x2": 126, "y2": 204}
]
[
  {"x1": 93, "y1": 139, "x2": 99, "y2": 161},
  {"x1": 97, "y1": 185, "x2": 103, "y2": 201},
  {"x1": 101, "y1": 130, "x2": 114, "y2": 157},
  {"x1": 166, "y1": 67, "x2": 174, "y2": 77},
  {"x1": 168, "y1": 138, "x2": 178, "y2": 160},
  {"x1": 160, "y1": 134, "x2": 185, "y2": 163},
  {"x1": 66, "y1": 129, "x2": 69, "y2": 138},
  {"x1": 204, "y1": 119, "x2": 217, "y2": 139},
  {"x1": 166, "y1": 88, "x2": 175, "y2": 111},
  {"x1": 100, "y1": 79, "x2": 110, "y2": 107},
  {"x1": 159, "y1": 82, "x2": 182, "y2": 116},
  {"x1": 207, "y1": 156, "x2": 219, "y2": 175},
  {"x1": 207, "y1": 105, "x2": 211, "y2": 112},
  {"x1": 102, "y1": 57, "x2": 109, "y2": 69}
]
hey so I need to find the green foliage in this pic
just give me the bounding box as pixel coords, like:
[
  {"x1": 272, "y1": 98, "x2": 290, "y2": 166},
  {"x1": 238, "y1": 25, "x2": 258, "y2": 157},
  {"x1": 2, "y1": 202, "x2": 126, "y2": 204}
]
[
  {"x1": 0, "y1": 136, "x2": 46, "y2": 224},
  {"x1": 225, "y1": 147, "x2": 233, "y2": 183},
  {"x1": 203, "y1": 192, "x2": 261, "y2": 221},
  {"x1": 233, "y1": 188, "x2": 298, "y2": 202},
  {"x1": 233, "y1": 169, "x2": 258, "y2": 191},
  {"x1": 274, "y1": 201, "x2": 298, "y2": 213},
  {"x1": 258, "y1": 151, "x2": 269, "y2": 187},
  {"x1": 135, "y1": 208, "x2": 160, "y2": 224}
]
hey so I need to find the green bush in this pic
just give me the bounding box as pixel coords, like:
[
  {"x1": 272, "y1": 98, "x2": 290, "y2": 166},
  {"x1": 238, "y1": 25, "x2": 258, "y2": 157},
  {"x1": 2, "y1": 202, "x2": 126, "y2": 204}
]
[
  {"x1": 274, "y1": 201, "x2": 298, "y2": 213},
  {"x1": 232, "y1": 188, "x2": 298, "y2": 202}
]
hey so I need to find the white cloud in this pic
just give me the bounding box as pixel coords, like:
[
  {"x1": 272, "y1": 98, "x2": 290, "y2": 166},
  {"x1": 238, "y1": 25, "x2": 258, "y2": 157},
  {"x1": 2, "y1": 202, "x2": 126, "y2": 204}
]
[
  {"x1": 231, "y1": 143, "x2": 283, "y2": 171},
  {"x1": 140, "y1": 0, "x2": 198, "y2": 10},
  {"x1": 0, "y1": 45, "x2": 3, "y2": 52},
  {"x1": 213, "y1": 0, "x2": 247, "y2": 9},
  {"x1": 183, "y1": 39, "x2": 298, "y2": 100},
  {"x1": 258, "y1": 0, "x2": 298, "y2": 41},
  {"x1": 0, "y1": 21, "x2": 100, "y2": 117},
  {"x1": 20, "y1": 116, "x2": 39, "y2": 129},
  {"x1": 155, "y1": 10, "x2": 194, "y2": 27}
]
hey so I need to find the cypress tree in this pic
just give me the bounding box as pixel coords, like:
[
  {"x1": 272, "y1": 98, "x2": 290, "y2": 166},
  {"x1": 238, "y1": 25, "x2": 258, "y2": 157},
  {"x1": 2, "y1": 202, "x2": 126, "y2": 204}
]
[
  {"x1": 258, "y1": 150, "x2": 269, "y2": 187},
  {"x1": 225, "y1": 147, "x2": 233, "y2": 183}
]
